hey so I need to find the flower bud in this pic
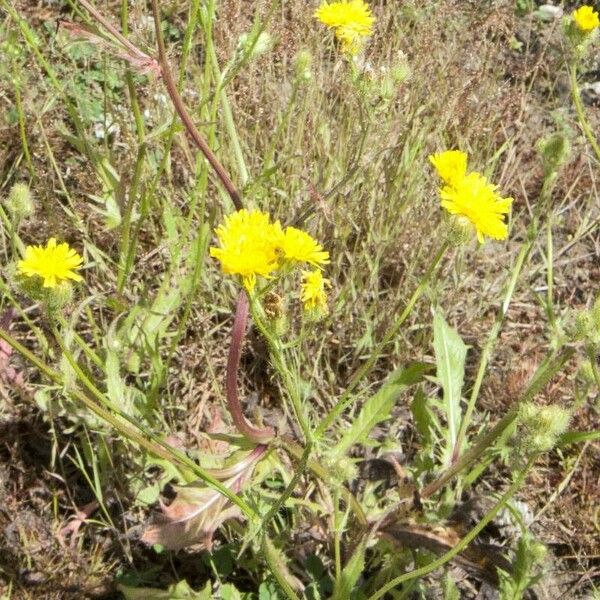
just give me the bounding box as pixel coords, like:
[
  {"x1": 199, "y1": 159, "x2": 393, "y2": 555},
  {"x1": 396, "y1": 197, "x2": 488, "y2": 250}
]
[
  {"x1": 529, "y1": 540, "x2": 548, "y2": 564},
  {"x1": 517, "y1": 402, "x2": 571, "y2": 454},
  {"x1": 571, "y1": 298, "x2": 600, "y2": 349},
  {"x1": 5, "y1": 183, "x2": 34, "y2": 222},
  {"x1": 294, "y1": 49, "x2": 313, "y2": 83},
  {"x1": 577, "y1": 359, "x2": 596, "y2": 385},
  {"x1": 43, "y1": 281, "x2": 74, "y2": 313},
  {"x1": 537, "y1": 133, "x2": 570, "y2": 176},
  {"x1": 322, "y1": 455, "x2": 358, "y2": 487},
  {"x1": 236, "y1": 31, "x2": 273, "y2": 62},
  {"x1": 444, "y1": 215, "x2": 475, "y2": 246},
  {"x1": 263, "y1": 291, "x2": 288, "y2": 337}
]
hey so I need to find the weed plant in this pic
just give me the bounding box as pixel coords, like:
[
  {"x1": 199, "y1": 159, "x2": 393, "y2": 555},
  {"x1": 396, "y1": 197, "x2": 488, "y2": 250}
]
[{"x1": 0, "y1": 1, "x2": 599, "y2": 598}]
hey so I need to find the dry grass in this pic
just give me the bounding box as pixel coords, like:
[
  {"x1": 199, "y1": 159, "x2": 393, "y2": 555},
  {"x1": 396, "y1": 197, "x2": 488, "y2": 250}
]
[{"x1": 0, "y1": 0, "x2": 598, "y2": 597}]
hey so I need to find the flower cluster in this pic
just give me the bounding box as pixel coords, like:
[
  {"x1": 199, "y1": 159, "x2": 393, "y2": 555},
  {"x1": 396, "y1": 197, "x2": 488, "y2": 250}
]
[
  {"x1": 314, "y1": 0, "x2": 375, "y2": 56},
  {"x1": 572, "y1": 5, "x2": 599, "y2": 33},
  {"x1": 17, "y1": 238, "x2": 83, "y2": 288},
  {"x1": 429, "y1": 150, "x2": 513, "y2": 243},
  {"x1": 210, "y1": 209, "x2": 330, "y2": 312}
]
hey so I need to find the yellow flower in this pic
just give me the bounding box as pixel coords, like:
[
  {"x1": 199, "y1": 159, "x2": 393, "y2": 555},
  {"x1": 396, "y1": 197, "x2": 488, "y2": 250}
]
[
  {"x1": 315, "y1": 0, "x2": 375, "y2": 55},
  {"x1": 439, "y1": 172, "x2": 513, "y2": 243},
  {"x1": 281, "y1": 226, "x2": 330, "y2": 267},
  {"x1": 573, "y1": 5, "x2": 600, "y2": 33},
  {"x1": 301, "y1": 269, "x2": 330, "y2": 312},
  {"x1": 17, "y1": 238, "x2": 83, "y2": 288},
  {"x1": 429, "y1": 150, "x2": 468, "y2": 187},
  {"x1": 210, "y1": 209, "x2": 283, "y2": 292}
]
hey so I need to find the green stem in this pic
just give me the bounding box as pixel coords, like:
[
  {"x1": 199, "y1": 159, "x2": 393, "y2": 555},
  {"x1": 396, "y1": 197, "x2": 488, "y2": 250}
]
[
  {"x1": 262, "y1": 536, "x2": 301, "y2": 600},
  {"x1": 250, "y1": 297, "x2": 312, "y2": 443},
  {"x1": 333, "y1": 487, "x2": 342, "y2": 584},
  {"x1": 569, "y1": 62, "x2": 600, "y2": 162},
  {"x1": 0, "y1": 326, "x2": 258, "y2": 520},
  {"x1": 454, "y1": 232, "x2": 535, "y2": 458},
  {"x1": 368, "y1": 459, "x2": 534, "y2": 600},
  {"x1": 424, "y1": 345, "x2": 574, "y2": 499},
  {"x1": 316, "y1": 241, "x2": 449, "y2": 437}
]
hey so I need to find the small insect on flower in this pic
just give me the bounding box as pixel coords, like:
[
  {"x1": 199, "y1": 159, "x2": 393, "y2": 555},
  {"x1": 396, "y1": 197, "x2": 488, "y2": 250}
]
[
  {"x1": 429, "y1": 150, "x2": 468, "y2": 187},
  {"x1": 209, "y1": 209, "x2": 284, "y2": 292},
  {"x1": 280, "y1": 226, "x2": 330, "y2": 268},
  {"x1": 572, "y1": 5, "x2": 600, "y2": 33},
  {"x1": 439, "y1": 172, "x2": 513, "y2": 243},
  {"x1": 301, "y1": 269, "x2": 330, "y2": 312},
  {"x1": 17, "y1": 238, "x2": 83, "y2": 288},
  {"x1": 315, "y1": 0, "x2": 375, "y2": 56}
]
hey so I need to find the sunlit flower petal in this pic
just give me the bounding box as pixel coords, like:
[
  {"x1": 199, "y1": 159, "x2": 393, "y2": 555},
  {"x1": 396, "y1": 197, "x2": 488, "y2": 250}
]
[
  {"x1": 573, "y1": 5, "x2": 600, "y2": 33},
  {"x1": 439, "y1": 172, "x2": 513, "y2": 243},
  {"x1": 17, "y1": 238, "x2": 84, "y2": 288},
  {"x1": 301, "y1": 269, "x2": 330, "y2": 312},
  {"x1": 315, "y1": 0, "x2": 375, "y2": 56},
  {"x1": 281, "y1": 227, "x2": 330, "y2": 268}
]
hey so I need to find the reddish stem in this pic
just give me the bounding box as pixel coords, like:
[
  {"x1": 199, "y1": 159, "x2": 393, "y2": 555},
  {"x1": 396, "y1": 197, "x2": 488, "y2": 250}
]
[
  {"x1": 149, "y1": 0, "x2": 243, "y2": 211},
  {"x1": 227, "y1": 292, "x2": 275, "y2": 443}
]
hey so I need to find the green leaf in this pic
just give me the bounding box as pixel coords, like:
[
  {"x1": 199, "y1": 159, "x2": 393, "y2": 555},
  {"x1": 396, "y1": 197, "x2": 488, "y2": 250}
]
[
  {"x1": 332, "y1": 539, "x2": 366, "y2": 600},
  {"x1": 433, "y1": 310, "x2": 468, "y2": 463},
  {"x1": 332, "y1": 362, "x2": 431, "y2": 459},
  {"x1": 118, "y1": 580, "x2": 211, "y2": 600},
  {"x1": 558, "y1": 430, "x2": 600, "y2": 446}
]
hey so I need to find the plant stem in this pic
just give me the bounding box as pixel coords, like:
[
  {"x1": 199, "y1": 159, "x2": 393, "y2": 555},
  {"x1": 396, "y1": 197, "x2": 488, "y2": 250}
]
[
  {"x1": 250, "y1": 296, "x2": 313, "y2": 443},
  {"x1": 569, "y1": 62, "x2": 600, "y2": 163},
  {"x1": 368, "y1": 459, "x2": 534, "y2": 600},
  {"x1": 453, "y1": 234, "x2": 534, "y2": 459},
  {"x1": 423, "y1": 345, "x2": 574, "y2": 499},
  {"x1": 333, "y1": 487, "x2": 342, "y2": 584},
  {"x1": 226, "y1": 292, "x2": 275, "y2": 443},
  {"x1": 316, "y1": 241, "x2": 449, "y2": 437},
  {"x1": 0, "y1": 326, "x2": 258, "y2": 520},
  {"x1": 148, "y1": 0, "x2": 243, "y2": 210}
]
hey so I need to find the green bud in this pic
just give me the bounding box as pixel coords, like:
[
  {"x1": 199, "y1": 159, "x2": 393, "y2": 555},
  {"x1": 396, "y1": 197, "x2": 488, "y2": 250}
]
[
  {"x1": 571, "y1": 298, "x2": 600, "y2": 349},
  {"x1": 294, "y1": 49, "x2": 313, "y2": 83},
  {"x1": 5, "y1": 183, "x2": 34, "y2": 222},
  {"x1": 237, "y1": 31, "x2": 273, "y2": 62},
  {"x1": 322, "y1": 455, "x2": 358, "y2": 486},
  {"x1": 529, "y1": 540, "x2": 548, "y2": 564},
  {"x1": 444, "y1": 214, "x2": 475, "y2": 246},
  {"x1": 391, "y1": 51, "x2": 411, "y2": 85},
  {"x1": 578, "y1": 359, "x2": 597, "y2": 384},
  {"x1": 591, "y1": 295, "x2": 600, "y2": 328},
  {"x1": 572, "y1": 310, "x2": 593, "y2": 342},
  {"x1": 43, "y1": 281, "x2": 74, "y2": 313},
  {"x1": 537, "y1": 133, "x2": 571, "y2": 175},
  {"x1": 517, "y1": 402, "x2": 571, "y2": 454}
]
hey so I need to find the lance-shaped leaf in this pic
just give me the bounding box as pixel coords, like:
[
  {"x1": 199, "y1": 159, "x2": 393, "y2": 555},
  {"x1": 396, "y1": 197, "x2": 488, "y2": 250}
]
[
  {"x1": 331, "y1": 362, "x2": 431, "y2": 459},
  {"x1": 433, "y1": 310, "x2": 468, "y2": 464}
]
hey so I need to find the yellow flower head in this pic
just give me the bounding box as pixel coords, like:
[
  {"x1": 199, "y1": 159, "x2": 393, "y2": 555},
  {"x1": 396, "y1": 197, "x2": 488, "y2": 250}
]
[
  {"x1": 315, "y1": 0, "x2": 375, "y2": 55},
  {"x1": 17, "y1": 238, "x2": 83, "y2": 288},
  {"x1": 301, "y1": 269, "x2": 330, "y2": 312},
  {"x1": 210, "y1": 209, "x2": 283, "y2": 292},
  {"x1": 439, "y1": 172, "x2": 513, "y2": 243},
  {"x1": 429, "y1": 150, "x2": 468, "y2": 187},
  {"x1": 281, "y1": 226, "x2": 330, "y2": 267},
  {"x1": 573, "y1": 5, "x2": 600, "y2": 33}
]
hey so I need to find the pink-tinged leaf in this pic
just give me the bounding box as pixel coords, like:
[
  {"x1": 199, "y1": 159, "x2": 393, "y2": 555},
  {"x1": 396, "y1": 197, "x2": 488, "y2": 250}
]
[{"x1": 141, "y1": 478, "x2": 244, "y2": 551}]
